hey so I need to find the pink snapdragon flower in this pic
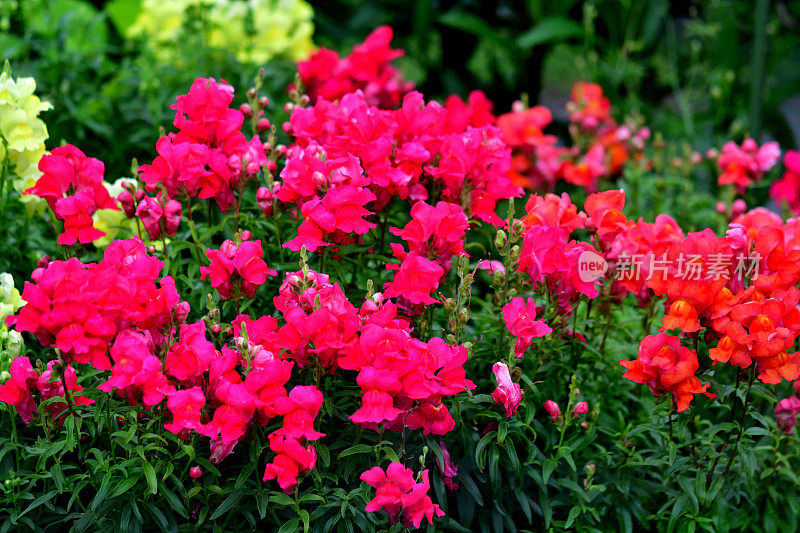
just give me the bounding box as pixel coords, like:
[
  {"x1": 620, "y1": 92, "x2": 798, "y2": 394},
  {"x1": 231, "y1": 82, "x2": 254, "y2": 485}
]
[
  {"x1": 491, "y1": 362, "x2": 522, "y2": 416},
  {"x1": 502, "y1": 297, "x2": 552, "y2": 357}
]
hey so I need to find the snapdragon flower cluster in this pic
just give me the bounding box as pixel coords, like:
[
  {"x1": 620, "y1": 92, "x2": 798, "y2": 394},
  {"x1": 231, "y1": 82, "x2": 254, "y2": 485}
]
[
  {"x1": 297, "y1": 25, "x2": 413, "y2": 109},
  {"x1": 714, "y1": 138, "x2": 780, "y2": 192},
  {"x1": 282, "y1": 87, "x2": 519, "y2": 230},
  {"x1": 360, "y1": 462, "x2": 443, "y2": 528},
  {"x1": 0, "y1": 356, "x2": 92, "y2": 425},
  {"x1": 138, "y1": 77, "x2": 270, "y2": 216},
  {"x1": 24, "y1": 145, "x2": 119, "y2": 245},
  {"x1": 496, "y1": 82, "x2": 650, "y2": 191},
  {"x1": 9, "y1": 25, "x2": 800, "y2": 528}
]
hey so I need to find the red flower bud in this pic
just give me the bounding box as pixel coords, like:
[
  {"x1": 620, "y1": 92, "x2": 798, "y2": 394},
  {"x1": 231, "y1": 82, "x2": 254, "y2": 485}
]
[
  {"x1": 118, "y1": 190, "x2": 136, "y2": 217},
  {"x1": 256, "y1": 186, "x2": 274, "y2": 216},
  {"x1": 256, "y1": 118, "x2": 271, "y2": 133},
  {"x1": 163, "y1": 199, "x2": 182, "y2": 236},
  {"x1": 572, "y1": 401, "x2": 589, "y2": 416},
  {"x1": 544, "y1": 400, "x2": 561, "y2": 421}
]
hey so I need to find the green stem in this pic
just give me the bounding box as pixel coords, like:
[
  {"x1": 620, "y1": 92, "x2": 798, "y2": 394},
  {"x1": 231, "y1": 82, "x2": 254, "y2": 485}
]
[
  {"x1": 162, "y1": 233, "x2": 170, "y2": 271},
  {"x1": 720, "y1": 366, "x2": 757, "y2": 478},
  {"x1": 669, "y1": 403, "x2": 674, "y2": 444},
  {"x1": 9, "y1": 406, "x2": 20, "y2": 473},
  {"x1": 557, "y1": 419, "x2": 568, "y2": 449},
  {"x1": 272, "y1": 203, "x2": 285, "y2": 262},
  {"x1": 185, "y1": 197, "x2": 204, "y2": 266},
  {"x1": 0, "y1": 142, "x2": 9, "y2": 230}
]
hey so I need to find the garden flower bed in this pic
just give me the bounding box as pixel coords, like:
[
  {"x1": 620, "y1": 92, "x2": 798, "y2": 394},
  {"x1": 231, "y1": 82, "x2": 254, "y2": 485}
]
[{"x1": 1, "y1": 4, "x2": 800, "y2": 532}]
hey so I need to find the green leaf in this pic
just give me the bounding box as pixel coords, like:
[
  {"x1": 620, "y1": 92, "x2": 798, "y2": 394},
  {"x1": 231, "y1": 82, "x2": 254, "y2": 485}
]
[
  {"x1": 18, "y1": 490, "x2": 58, "y2": 519},
  {"x1": 517, "y1": 17, "x2": 584, "y2": 48},
  {"x1": 111, "y1": 476, "x2": 139, "y2": 498},
  {"x1": 459, "y1": 472, "x2": 484, "y2": 506},
  {"x1": 89, "y1": 471, "x2": 113, "y2": 513},
  {"x1": 337, "y1": 444, "x2": 374, "y2": 459},
  {"x1": 276, "y1": 518, "x2": 299, "y2": 533},
  {"x1": 667, "y1": 495, "x2": 689, "y2": 533},
  {"x1": 497, "y1": 420, "x2": 508, "y2": 445},
  {"x1": 744, "y1": 426, "x2": 769, "y2": 437},
  {"x1": 543, "y1": 457, "x2": 558, "y2": 484},
  {"x1": 439, "y1": 10, "x2": 515, "y2": 53},
  {"x1": 475, "y1": 431, "x2": 496, "y2": 470},
  {"x1": 142, "y1": 461, "x2": 158, "y2": 495},
  {"x1": 565, "y1": 506, "x2": 581, "y2": 529},
  {"x1": 210, "y1": 489, "x2": 243, "y2": 520}
]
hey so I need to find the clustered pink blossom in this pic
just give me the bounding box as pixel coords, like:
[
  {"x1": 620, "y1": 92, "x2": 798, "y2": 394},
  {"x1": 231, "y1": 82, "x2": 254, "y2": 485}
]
[
  {"x1": 138, "y1": 77, "x2": 270, "y2": 212},
  {"x1": 200, "y1": 236, "x2": 277, "y2": 299},
  {"x1": 775, "y1": 396, "x2": 800, "y2": 434},
  {"x1": 0, "y1": 357, "x2": 93, "y2": 425},
  {"x1": 297, "y1": 26, "x2": 413, "y2": 109},
  {"x1": 25, "y1": 144, "x2": 118, "y2": 245},
  {"x1": 7, "y1": 238, "x2": 182, "y2": 370},
  {"x1": 770, "y1": 150, "x2": 800, "y2": 213},
  {"x1": 281, "y1": 89, "x2": 520, "y2": 248},
  {"x1": 361, "y1": 463, "x2": 444, "y2": 528},
  {"x1": 716, "y1": 138, "x2": 780, "y2": 192},
  {"x1": 502, "y1": 297, "x2": 552, "y2": 357},
  {"x1": 497, "y1": 82, "x2": 650, "y2": 191}
]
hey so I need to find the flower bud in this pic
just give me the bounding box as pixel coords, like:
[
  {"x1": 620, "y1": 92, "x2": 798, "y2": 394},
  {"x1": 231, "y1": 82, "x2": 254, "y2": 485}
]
[
  {"x1": 715, "y1": 201, "x2": 727, "y2": 215},
  {"x1": 731, "y1": 199, "x2": 747, "y2": 218},
  {"x1": 189, "y1": 466, "x2": 203, "y2": 479},
  {"x1": 118, "y1": 190, "x2": 136, "y2": 217},
  {"x1": 246, "y1": 88, "x2": 257, "y2": 100},
  {"x1": 173, "y1": 301, "x2": 191, "y2": 325},
  {"x1": 544, "y1": 400, "x2": 561, "y2": 422},
  {"x1": 256, "y1": 187, "x2": 274, "y2": 216},
  {"x1": 492, "y1": 270, "x2": 503, "y2": 286},
  {"x1": 211, "y1": 324, "x2": 222, "y2": 334},
  {"x1": 572, "y1": 401, "x2": 589, "y2": 416},
  {"x1": 258, "y1": 96, "x2": 269, "y2": 108},
  {"x1": 256, "y1": 118, "x2": 271, "y2": 133},
  {"x1": 239, "y1": 104, "x2": 252, "y2": 117},
  {"x1": 37, "y1": 255, "x2": 51, "y2": 269},
  {"x1": 239, "y1": 230, "x2": 252, "y2": 242},
  {"x1": 163, "y1": 199, "x2": 182, "y2": 236},
  {"x1": 494, "y1": 230, "x2": 507, "y2": 250}
]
